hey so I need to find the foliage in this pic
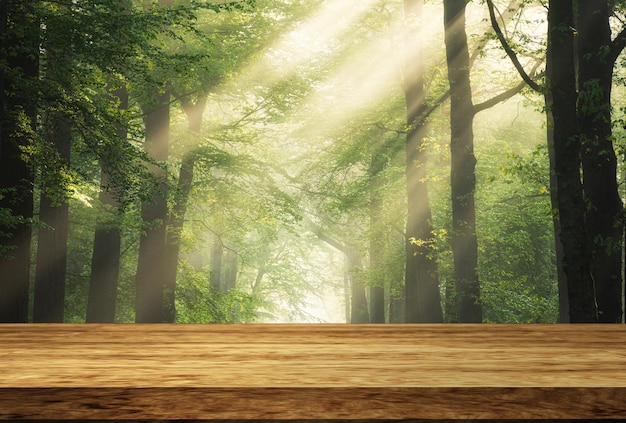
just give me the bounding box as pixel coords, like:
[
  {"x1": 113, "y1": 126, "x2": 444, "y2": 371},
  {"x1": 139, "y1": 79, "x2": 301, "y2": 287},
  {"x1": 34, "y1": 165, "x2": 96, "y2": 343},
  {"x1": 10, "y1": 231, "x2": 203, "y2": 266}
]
[
  {"x1": 475, "y1": 106, "x2": 558, "y2": 323},
  {"x1": 175, "y1": 262, "x2": 261, "y2": 323}
]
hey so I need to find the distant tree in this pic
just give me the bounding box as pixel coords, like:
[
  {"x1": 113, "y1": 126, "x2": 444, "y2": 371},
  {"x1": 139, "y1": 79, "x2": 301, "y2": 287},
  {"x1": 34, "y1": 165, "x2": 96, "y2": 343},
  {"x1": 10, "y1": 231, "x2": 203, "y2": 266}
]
[
  {"x1": 317, "y1": 230, "x2": 369, "y2": 323},
  {"x1": 403, "y1": 0, "x2": 443, "y2": 323},
  {"x1": 368, "y1": 150, "x2": 386, "y2": 323}
]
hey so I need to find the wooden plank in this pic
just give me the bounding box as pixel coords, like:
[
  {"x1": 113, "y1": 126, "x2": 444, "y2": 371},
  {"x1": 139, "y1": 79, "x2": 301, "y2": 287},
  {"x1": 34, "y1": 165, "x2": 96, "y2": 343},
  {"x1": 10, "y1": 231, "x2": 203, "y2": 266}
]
[{"x1": 0, "y1": 324, "x2": 625, "y2": 420}]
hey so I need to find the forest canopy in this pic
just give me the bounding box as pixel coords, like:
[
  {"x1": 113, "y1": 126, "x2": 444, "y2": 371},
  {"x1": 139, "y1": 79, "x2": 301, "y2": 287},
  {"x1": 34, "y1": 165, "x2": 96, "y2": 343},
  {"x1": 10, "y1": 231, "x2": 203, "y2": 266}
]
[{"x1": 1, "y1": 0, "x2": 625, "y2": 323}]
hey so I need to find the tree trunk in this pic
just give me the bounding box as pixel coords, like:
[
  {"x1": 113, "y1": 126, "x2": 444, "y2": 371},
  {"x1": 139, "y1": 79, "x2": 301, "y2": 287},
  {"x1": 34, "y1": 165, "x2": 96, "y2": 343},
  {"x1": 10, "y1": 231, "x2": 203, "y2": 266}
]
[
  {"x1": 545, "y1": 111, "x2": 570, "y2": 323},
  {"x1": 546, "y1": 0, "x2": 597, "y2": 322},
  {"x1": 162, "y1": 96, "x2": 206, "y2": 322},
  {"x1": 209, "y1": 237, "x2": 223, "y2": 292},
  {"x1": 135, "y1": 90, "x2": 169, "y2": 323},
  {"x1": 223, "y1": 249, "x2": 237, "y2": 292},
  {"x1": 32, "y1": 16, "x2": 73, "y2": 322},
  {"x1": 316, "y1": 230, "x2": 369, "y2": 323},
  {"x1": 86, "y1": 85, "x2": 127, "y2": 323},
  {"x1": 162, "y1": 151, "x2": 194, "y2": 322},
  {"x1": 0, "y1": 2, "x2": 38, "y2": 322},
  {"x1": 576, "y1": 0, "x2": 623, "y2": 323},
  {"x1": 444, "y1": 0, "x2": 482, "y2": 323},
  {"x1": 348, "y1": 250, "x2": 369, "y2": 324},
  {"x1": 33, "y1": 114, "x2": 70, "y2": 323},
  {"x1": 368, "y1": 153, "x2": 386, "y2": 323},
  {"x1": 0, "y1": 0, "x2": 5, "y2": 149},
  {"x1": 403, "y1": 0, "x2": 443, "y2": 323}
]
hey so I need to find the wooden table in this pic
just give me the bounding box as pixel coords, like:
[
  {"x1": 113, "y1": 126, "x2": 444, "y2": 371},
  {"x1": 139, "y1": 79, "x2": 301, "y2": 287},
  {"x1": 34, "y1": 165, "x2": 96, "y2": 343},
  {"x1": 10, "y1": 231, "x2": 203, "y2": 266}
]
[{"x1": 0, "y1": 324, "x2": 625, "y2": 420}]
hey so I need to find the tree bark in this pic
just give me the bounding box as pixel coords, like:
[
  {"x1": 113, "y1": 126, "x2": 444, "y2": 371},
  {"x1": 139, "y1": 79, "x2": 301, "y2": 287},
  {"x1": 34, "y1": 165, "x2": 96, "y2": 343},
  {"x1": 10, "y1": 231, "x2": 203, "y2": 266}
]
[
  {"x1": 162, "y1": 96, "x2": 206, "y2": 322},
  {"x1": 86, "y1": 85, "x2": 127, "y2": 323},
  {"x1": 348, "y1": 250, "x2": 369, "y2": 323},
  {"x1": 546, "y1": 0, "x2": 597, "y2": 322},
  {"x1": 403, "y1": 0, "x2": 443, "y2": 323},
  {"x1": 32, "y1": 17, "x2": 73, "y2": 322},
  {"x1": 223, "y1": 249, "x2": 237, "y2": 292},
  {"x1": 33, "y1": 114, "x2": 70, "y2": 323},
  {"x1": 0, "y1": 1, "x2": 38, "y2": 322},
  {"x1": 368, "y1": 153, "x2": 386, "y2": 323},
  {"x1": 135, "y1": 90, "x2": 169, "y2": 323},
  {"x1": 576, "y1": 0, "x2": 623, "y2": 323},
  {"x1": 444, "y1": 0, "x2": 482, "y2": 323},
  {"x1": 209, "y1": 237, "x2": 224, "y2": 292},
  {"x1": 546, "y1": 112, "x2": 570, "y2": 322}
]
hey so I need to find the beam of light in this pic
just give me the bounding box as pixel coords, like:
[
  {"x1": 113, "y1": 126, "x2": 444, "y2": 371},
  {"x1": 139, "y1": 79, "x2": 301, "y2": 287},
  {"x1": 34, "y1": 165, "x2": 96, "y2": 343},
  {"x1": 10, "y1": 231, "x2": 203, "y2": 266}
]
[{"x1": 230, "y1": 0, "x2": 382, "y2": 93}]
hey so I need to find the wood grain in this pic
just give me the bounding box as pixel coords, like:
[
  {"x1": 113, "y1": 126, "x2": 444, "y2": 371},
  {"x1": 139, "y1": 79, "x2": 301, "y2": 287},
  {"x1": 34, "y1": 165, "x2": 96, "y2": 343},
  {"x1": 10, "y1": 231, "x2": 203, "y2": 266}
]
[{"x1": 0, "y1": 324, "x2": 625, "y2": 420}]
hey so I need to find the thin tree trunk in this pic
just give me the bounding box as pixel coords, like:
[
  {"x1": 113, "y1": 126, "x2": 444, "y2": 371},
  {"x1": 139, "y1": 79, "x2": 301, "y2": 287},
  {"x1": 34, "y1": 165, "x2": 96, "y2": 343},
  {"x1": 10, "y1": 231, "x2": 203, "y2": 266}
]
[
  {"x1": 33, "y1": 13, "x2": 74, "y2": 322},
  {"x1": 162, "y1": 96, "x2": 207, "y2": 322},
  {"x1": 316, "y1": 230, "x2": 369, "y2": 323},
  {"x1": 223, "y1": 249, "x2": 237, "y2": 292},
  {"x1": 546, "y1": 0, "x2": 597, "y2": 322},
  {"x1": 86, "y1": 85, "x2": 127, "y2": 323},
  {"x1": 348, "y1": 250, "x2": 369, "y2": 324},
  {"x1": 209, "y1": 237, "x2": 223, "y2": 292},
  {"x1": 368, "y1": 153, "x2": 386, "y2": 323},
  {"x1": 33, "y1": 114, "x2": 70, "y2": 322},
  {"x1": 444, "y1": 0, "x2": 482, "y2": 323},
  {"x1": 403, "y1": 0, "x2": 443, "y2": 323},
  {"x1": 576, "y1": 0, "x2": 623, "y2": 323},
  {"x1": 0, "y1": 2, "x2": 38, "y2": 322}
]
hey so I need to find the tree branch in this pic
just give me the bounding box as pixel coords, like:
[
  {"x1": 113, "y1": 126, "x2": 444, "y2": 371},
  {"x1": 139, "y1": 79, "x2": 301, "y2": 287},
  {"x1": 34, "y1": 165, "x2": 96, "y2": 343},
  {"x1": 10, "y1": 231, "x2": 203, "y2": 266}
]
[
  {"x1": 473, "y1": 60, "x2": 543, "y2": 114},
  {"x1": 486, "y1": 0, "x2": 541, "y2": 92},
  {"x1": 609, "y1": 25, "x2": 626, "y2": 66}
]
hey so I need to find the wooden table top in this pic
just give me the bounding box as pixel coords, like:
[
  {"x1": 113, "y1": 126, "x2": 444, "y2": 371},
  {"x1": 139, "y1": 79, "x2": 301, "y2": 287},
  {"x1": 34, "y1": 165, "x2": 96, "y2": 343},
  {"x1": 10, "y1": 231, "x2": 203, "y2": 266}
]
[{"x1": 0, "y1": 324, "x2": 625, "y2": 420}]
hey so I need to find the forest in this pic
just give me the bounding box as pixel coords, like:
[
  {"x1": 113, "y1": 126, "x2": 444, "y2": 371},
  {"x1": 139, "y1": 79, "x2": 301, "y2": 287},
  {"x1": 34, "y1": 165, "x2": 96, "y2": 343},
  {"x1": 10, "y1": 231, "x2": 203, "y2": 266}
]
[{"x1": 1, "y1": 0, "x2": 625, "y2": 324}]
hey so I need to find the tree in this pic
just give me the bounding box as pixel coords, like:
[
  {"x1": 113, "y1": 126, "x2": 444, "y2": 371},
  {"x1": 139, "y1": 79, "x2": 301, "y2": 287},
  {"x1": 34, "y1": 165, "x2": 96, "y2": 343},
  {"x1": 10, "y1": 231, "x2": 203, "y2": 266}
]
[
  {"x1": 0, "y1": 0, "x2": 38, "y2": 322},
  {"x1": 489, "y1": 0, "x2": 626, "y2": 321},
  {"x1": 368, "y1": 150, "x2": 387, "y2": 323},
  {"x1": 32, "y1": 8, "x2": 73, "y2": 323},
  {"x1": 545, "y1": 0, "x2": 597, "y2": 322},
  {"x1": 403, "y1": 0, "x2": 444, "y2": 323},
  {"x1": 86, "y1": 84, "x2": 127, "y2": 323},
  {"x1": 317, "y1": 230, "x2": 369, "y2": 323},
  {"x1": 576, "y1": 0, "x2": 624, "y2": 323},
  {"x1": 443, "y1": 0, "x2": 482, "y2": 322},
  {"x1": 135, "y1": 90, "x2": 170, "y2": 323}
]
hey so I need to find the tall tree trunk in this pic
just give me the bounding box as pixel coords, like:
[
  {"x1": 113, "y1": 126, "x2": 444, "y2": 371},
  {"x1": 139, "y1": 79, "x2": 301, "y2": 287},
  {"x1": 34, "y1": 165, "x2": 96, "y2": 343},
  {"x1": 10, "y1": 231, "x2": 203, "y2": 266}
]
[
  {"x1": 368, "y1": 153, "x2": 385, "y2": 323},
  {"x1": 0, "y1": 2, "x2": 38, "y2": 322},
  {"x1": 162, "y1": 95, "x2": 206, "y2": 322},
  {"x1": 576, "y1": 0, "x2": 623, "y2": 323},
  {"x1": 403, "y1": 0, "x2": 443, "y2": 323},
  {"x1": 546, "y1": 0, "x2": 597, "y2": 322},
  {"x1": 444, "y1": 0, "x2": 482, "y2": 323},
  {"x1": 33, "y1": 16, "x2": 72, "y2": 322},
  {"x1": 33, "y1": 114, "x2": 70, "y2": 323},
  {"x1": 86, "y1": 85, "x2": 127, "y2": 323},
  {"x1": 0, "y1": 0, "x2": 5, "y2": 150},
  {"x1": 135, "y1": 89, "x2": 169, "y2": 323}
]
